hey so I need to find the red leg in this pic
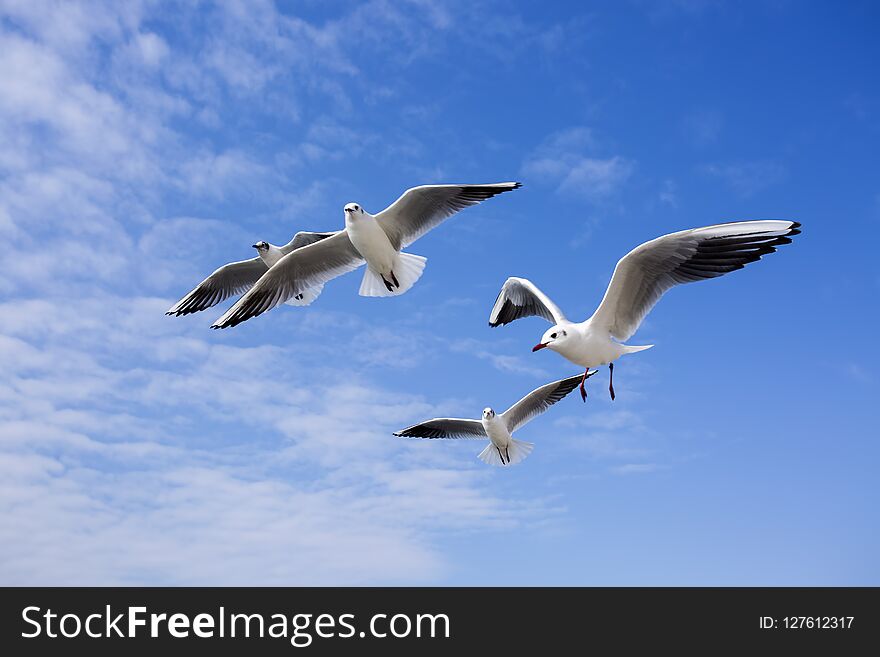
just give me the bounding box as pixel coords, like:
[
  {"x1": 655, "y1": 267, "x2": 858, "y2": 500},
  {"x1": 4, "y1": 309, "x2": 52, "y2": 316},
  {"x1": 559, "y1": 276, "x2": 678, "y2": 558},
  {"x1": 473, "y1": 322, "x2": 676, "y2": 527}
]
[{"x1": 579, "y1": 368, "x2": 589, "y2": 402}]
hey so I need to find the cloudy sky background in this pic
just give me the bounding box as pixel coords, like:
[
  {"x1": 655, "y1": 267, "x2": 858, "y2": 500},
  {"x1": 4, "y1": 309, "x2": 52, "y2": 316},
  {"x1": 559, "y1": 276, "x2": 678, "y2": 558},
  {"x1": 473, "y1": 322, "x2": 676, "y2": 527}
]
[{"x1": 1, "y1": 0, "x2": 877, "y2": 585}]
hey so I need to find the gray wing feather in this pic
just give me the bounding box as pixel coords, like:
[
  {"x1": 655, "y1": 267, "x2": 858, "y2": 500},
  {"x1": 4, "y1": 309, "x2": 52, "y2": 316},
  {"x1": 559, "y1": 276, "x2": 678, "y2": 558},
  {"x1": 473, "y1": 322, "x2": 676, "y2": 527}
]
[
  {"x1": 590, "y1": 220, "x2": 801, "y2": 341},
  {"x1": 393, "y1": 418, "x2": 486, "y2": 440},
  {"x1": 501, "y1": 374, "x2": 585, "y2": 433},
  {"x1": 488, "y1": 277, "x2": 567, "y2": 327},
  {"x1": 166, "y1": 257, "x2": 267, "y2": 316},
  {"x1": 282, "y1": 230, "x2": 338, "y2": 254},
  {"x1": 211, "y1": 231, "x2": 364, "y2": 328},
  {"x1": 376, "y1": 182, "x2": 521, "y2": 250}
]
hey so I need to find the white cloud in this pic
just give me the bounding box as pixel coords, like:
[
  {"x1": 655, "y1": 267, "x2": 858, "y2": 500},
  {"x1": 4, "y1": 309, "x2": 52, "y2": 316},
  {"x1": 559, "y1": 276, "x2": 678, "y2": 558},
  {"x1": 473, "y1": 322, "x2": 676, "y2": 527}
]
[
  {"x1": 522, "y1": 127, "x2": 634, "y2": 201},
  {"x1": 0, "y1": 0, "x2": 631, "y2": 585},
  {"x1": 0, "y1": 292, "x2": 549, "y2": 584}
]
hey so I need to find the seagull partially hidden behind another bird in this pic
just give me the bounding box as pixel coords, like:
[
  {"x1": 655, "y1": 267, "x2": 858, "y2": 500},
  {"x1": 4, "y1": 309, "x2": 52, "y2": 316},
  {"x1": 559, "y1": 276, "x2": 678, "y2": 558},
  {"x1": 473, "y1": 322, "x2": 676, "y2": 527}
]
[
  {"x1": 393, "y1": 373, "x2": 591, "y2": 466},
  {"x1": 211, "y1": 182, "x2": 522, "y2": 328},
  {"x1": 489, "y1": 220, "x2": 801, "y2": 402},
  {"x1": 165, "y1": 231, "x2": 336, "y2": 317}
]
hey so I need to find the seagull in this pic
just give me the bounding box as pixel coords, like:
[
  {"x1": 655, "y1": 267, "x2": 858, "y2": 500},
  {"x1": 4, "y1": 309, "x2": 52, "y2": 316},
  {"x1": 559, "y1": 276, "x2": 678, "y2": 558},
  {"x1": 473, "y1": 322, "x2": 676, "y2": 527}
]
[
  {"x1": 489, "y1": 220, "x2": 801, "y2": 402},
  {"x1": 165, "y1": 231, "x2": 336, "y2": 317},
  {"x1": 211, "y1": 182, "x2": 522, "y2": 328},
  {"x1": 393, "y1": 372, "x2": 591, "y2": 466}
]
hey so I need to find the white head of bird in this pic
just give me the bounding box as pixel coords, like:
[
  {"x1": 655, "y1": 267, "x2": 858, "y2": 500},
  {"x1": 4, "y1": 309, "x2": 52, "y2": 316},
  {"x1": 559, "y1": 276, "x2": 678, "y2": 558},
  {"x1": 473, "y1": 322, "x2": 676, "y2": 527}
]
[
  {"x1": 482, "y1": 408, "x2": 496, "y2": 420},
  {"x1": 343, "y1": 203, "x2": 364, "y2": 222},
  {"x1": 252, "y1": 240, "x2": 285, "y2": 267},
  {"x1": 533, "y1": 325, "x2": 572, "y2": 354}
]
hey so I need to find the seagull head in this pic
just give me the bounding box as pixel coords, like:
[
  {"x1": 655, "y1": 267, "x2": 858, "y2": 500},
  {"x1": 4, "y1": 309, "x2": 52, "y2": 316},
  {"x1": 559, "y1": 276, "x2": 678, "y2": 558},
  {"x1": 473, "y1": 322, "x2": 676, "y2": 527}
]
[
  {"x1": 343, "y1": 203, "x2": 363, "y2": 218},
  {"x1": 533, "y1": 326, "x2": 569, "y2": 353},
  {"x1": 252, "y1": 240, "x2": 270, "y2": 252},
  {"x1": 482, "y1": 408, "x2": 496, "y2": 420}
]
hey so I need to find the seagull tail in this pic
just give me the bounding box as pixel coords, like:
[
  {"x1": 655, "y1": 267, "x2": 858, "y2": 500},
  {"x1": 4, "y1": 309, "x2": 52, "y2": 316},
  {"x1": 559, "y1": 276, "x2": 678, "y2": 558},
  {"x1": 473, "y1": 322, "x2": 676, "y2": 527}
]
[
  {"x1": 358, "y1": 252, "x2": 427, "y2": 297},
  {"x1": 622, "y1": 344, "x2": 654, "y2": 355},
  {"x1": 284, "y1": 283, "x2": 324, "y2": 307},
  {"x1": 477, "y1": 439, "x2": 534, "y2": 467}
]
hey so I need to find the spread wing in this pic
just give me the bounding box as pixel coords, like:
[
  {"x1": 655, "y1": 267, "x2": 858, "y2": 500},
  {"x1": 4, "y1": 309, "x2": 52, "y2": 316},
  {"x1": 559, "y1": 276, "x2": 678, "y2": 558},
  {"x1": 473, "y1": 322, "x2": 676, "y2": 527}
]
[
  {"x1": 488, "y1": 277, "x2": 567, "y2": 327},
  {"x1": 393, "y1": 418, "x2": 487, "y2": 439},
  {"x1": 211, "y1": 231, "x2": 364, "y2": 329},
  {"x1": 376, "y1": 182, "x2": 521, "y2": 250},
  {"x1": 501, "y1": 374, "x2": 585, "y2": 433},
  {"x1": 166, "y1": 257, "x2": 267, "y2": 317},
  {"x1": 589, "y1": 220, "x2": 801, "y2": 341},
  {"x1": 281, "y1": 230, "x2": 337, "y2": 254}
]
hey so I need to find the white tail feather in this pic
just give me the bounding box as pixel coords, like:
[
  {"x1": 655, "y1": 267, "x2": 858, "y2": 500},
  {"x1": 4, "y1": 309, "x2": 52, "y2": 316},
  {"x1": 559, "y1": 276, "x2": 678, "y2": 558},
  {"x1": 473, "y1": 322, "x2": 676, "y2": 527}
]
[
  {"x1": 478, "y1": 439, "x2": 534, "y2": 467},
  {"x1": 284, "y1": 283, "x2": 324, "y2": 307},
  {"x1": 622, "y1": 344, "x2": 654, "y2": 354},
  {"x1": 358, "y1": 252, "x2": 427, "y2": 297}
]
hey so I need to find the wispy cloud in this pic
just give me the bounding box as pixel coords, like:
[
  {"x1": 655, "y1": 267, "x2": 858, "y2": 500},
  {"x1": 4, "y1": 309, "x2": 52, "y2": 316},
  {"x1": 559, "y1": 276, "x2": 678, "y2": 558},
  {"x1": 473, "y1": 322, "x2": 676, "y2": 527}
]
[
  {"x1": 700, "y1": 160, "x2": 787, "y2": 197},
  {"x1": 450, "y1": 338, "x2": 551, "y2": 379},
  {"x1": 0, "y1": 0, "x2": 570, "y2": 585},
  {"x1": 522, "y1": 127, "x2": 635, "y2": 202},
  {"x1": 610, "y1": 463, "x2": 662, "y2": 475}
]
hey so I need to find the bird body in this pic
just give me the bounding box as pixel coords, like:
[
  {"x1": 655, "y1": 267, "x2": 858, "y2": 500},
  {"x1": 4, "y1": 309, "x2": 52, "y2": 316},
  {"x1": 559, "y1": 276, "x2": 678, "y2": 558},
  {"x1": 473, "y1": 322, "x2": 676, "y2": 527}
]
[
  {"x1": 481, "y1": 411, "x2": 513, "y2": 454},
  {"x1": 492, "y1": 220, "x2": 801, "y2": 401},
  {"x1": 345, "y1": 206, "x2": 397, "y2": 274},
  {"x1": 539, "y1": 322, "x2": 651, "y2": 369},
  {"x1": 344, "y1": 203, "x2": 428, "y2": 296}
]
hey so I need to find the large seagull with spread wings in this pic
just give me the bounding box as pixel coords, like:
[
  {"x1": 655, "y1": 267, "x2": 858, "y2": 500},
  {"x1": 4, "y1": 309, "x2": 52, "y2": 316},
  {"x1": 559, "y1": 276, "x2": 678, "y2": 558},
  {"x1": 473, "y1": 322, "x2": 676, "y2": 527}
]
[
  {"x1": 489, "y1": 220, "x2": 801, "y2": 402},
  {"x1": 211, "y1": 182, "x2": 521, "y2": 329}
]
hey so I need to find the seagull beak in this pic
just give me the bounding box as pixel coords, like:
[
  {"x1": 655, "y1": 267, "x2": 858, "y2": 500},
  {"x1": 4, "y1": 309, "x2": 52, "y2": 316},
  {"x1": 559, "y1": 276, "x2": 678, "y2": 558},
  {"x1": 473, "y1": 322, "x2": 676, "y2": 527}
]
[
  {"x1": 251, "y1": 244, "x2": 259, "y2": 249},
  {"x1": 532, "y1": 342, "x2": 548, "y2": 352}
]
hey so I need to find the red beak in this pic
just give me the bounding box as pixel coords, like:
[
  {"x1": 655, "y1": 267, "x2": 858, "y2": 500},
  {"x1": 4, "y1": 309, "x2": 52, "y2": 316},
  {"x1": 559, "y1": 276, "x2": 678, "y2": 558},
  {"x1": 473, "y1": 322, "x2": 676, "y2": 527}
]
[{"x1": 532, "y1": 342, "x2": 547, "y2": 352}]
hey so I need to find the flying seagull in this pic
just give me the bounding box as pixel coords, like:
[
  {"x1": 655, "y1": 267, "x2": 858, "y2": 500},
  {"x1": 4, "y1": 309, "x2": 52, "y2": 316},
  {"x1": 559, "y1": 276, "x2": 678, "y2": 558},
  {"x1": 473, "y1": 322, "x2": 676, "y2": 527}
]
[
  {"x1": 166, "y1": 231, "x2": 336, "y2": 317},
  {"x1": 393, "y1": 372, "x2": 591, "y2": 466},
  {"x1": 211, "y1": 182, "x2": 522, "y2": 328},
  {"x1": 489, "y1": 220, "x2": 801, "y2": 402}
]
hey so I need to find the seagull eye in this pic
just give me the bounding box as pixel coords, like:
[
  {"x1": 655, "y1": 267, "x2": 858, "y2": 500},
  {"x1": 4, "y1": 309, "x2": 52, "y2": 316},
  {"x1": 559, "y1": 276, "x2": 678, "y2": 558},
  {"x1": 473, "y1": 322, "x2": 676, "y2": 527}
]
[{"x1": 550, "y1": 333, "x2": 557, "y2": 339}]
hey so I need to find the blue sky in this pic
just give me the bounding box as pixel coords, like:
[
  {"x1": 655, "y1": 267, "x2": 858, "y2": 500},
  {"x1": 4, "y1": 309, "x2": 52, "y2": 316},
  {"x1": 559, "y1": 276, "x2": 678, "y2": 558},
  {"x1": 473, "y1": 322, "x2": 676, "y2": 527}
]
[{"x1": 0, "y1": 0, "x2": 877, "y2": 585}]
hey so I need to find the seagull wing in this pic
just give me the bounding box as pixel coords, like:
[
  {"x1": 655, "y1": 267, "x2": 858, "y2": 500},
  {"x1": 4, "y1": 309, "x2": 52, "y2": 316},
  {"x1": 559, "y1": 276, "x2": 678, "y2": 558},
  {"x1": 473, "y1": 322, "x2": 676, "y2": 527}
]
[
  {"x1": 501, "y1": 374, "x2": 584, "y2": 433},
  {"x1": 589, "y1": 220, "x2": 801, "y2": 341},
  {"x1": 393, "y1": 418, "x2": 487, "y2": 439},
  {"x1": 211, "y1": 231, "x2": 364, "y2": 328},
  {"x1": 166, "y1": 257, "x2": 267, "y2": 316},
  {"x1": 376, "y1": 182, "x2": 521, "y2": 250},
  {"x1": 489, "y1": 277, "x2": 568, "y2": 327},
  {"x1": 281, "y1": 230, "x2": 338, "y2": 254}
]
